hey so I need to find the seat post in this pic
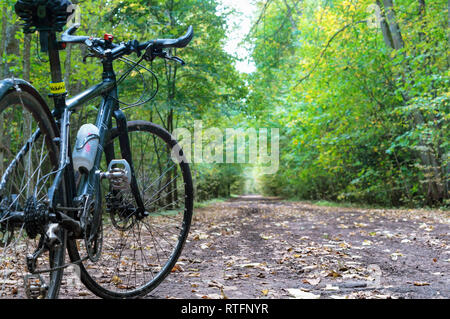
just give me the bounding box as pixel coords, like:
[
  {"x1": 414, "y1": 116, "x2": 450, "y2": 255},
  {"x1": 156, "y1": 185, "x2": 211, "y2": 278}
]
[{"x1": 47, "y1": 31, "x2": 67, "y2": 115}]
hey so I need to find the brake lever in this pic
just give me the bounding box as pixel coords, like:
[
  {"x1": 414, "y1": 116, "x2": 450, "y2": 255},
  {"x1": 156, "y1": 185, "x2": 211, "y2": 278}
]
[
  {"x1": 160, "y1": 51, "x2": 186, "y2": 65},
  {"x1": 143, "y1": 45, "x2": 186, "y2": 65},
  {"x1": 168, "y1": 55, "x2": 186, "y2": 66},
  {"x1": 82, "y1": 53, "x2": 96, "y2": 63},
  {"x1": 127, "y1": 40, "x2": 142, "y2": 58}
]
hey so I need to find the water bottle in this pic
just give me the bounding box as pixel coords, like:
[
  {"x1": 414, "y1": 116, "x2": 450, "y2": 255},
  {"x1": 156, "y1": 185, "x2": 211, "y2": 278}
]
[{"x1": 73, "y1": 124, "x2": 100, "y2": 173}]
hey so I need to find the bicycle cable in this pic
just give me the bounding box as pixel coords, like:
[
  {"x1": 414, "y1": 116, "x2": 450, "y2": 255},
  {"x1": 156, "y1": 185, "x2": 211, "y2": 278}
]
[{"x1": 113, "y1": 54, "x2": 160, "y2": 110}]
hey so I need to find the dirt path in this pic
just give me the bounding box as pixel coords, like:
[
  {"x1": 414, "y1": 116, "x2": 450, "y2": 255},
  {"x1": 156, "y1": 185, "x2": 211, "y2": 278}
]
[{"x1": 64, "y1": 195, "x2": 450, "y2": 299}]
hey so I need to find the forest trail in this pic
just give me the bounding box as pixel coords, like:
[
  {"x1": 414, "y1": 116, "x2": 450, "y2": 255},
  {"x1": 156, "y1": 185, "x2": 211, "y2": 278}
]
[{"x1": 64, "y1": 196, "x2": 449, "y2": 299}]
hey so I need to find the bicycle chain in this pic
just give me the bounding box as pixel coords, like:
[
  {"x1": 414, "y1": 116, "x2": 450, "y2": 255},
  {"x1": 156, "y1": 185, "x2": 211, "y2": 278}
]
[{"x1": 30, "y1": 256, "x2": 89, "y2": 275}]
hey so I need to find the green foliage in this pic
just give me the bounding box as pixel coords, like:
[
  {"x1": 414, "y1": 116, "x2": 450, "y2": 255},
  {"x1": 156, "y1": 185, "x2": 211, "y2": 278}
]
[
  {"x1": 195, "y1": 163, "x2": 245, "y2": 201},
  {"x1": 249, "y1": 0, "x2": 449, "y2": 207}
]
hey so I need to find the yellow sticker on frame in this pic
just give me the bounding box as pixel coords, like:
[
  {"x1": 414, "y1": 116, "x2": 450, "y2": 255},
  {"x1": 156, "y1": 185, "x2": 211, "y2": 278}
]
[{"x1": 49, "y1": 82, "x2": 66, "y2": 94}]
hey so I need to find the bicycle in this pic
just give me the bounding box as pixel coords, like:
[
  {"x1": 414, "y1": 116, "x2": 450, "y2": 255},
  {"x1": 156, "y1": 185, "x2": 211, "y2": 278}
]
[{"x1": 0, "y1": 0, "x2": 194, "y2": 299}]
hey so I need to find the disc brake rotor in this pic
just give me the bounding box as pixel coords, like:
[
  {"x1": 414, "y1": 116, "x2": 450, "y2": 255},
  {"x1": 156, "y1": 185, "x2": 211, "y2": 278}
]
[
  {"x1": 106, "y1": 192, "x2": 136, "y2": 231},
  {"x1": 82, "y1": 194, "x2": 103, "y2": 263}
]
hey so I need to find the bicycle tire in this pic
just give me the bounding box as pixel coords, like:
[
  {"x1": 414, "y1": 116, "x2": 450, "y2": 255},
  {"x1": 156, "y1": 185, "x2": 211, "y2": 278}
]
[
  {"x1": 0, "y1": 88, "x2": 65, "y2": 299},
  {"x1": 67, "y1": 120, "x2": 194, "y2": 298}
]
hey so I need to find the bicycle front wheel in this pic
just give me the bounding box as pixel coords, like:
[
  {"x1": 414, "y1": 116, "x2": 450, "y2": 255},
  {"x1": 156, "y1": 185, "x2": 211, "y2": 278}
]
[{"x1": 67, "y1": 120, "x2": 194, "y2": 298}]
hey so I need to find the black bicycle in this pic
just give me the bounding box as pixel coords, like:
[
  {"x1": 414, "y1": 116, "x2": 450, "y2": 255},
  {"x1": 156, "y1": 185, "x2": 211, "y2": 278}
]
[{"x1": 0, "y1": 0, "x2": 193, "y2": 298}]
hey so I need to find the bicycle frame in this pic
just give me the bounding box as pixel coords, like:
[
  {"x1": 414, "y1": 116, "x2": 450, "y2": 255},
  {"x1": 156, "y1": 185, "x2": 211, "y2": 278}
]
[
  {"x1": 45, "y1": 32, "x2": 144, "y2": 225},
  {"x1": 0, "y1": 25, "x2": 194, "y2": 298}
]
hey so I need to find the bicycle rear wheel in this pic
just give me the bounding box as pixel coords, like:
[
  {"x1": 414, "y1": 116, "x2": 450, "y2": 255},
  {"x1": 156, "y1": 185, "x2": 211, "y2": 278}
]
[
  {"x1": 0, "y1": 87, "x2": 65, "y2": 299},
  {"x1": 67, "y1": 120, "x2": 193, "y2": 298}
]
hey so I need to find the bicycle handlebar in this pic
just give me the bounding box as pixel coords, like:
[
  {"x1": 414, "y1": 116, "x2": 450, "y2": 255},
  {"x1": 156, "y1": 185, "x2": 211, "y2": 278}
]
[
  {"x1": 61, "y1": 24, "x2": 194, "y2": 62},
  {"x1": 146, "y1": 25, "x2": 194, "y2": 49},
  {"x1": 61, "y1": 24, "x2": 90, "y2": 43}
]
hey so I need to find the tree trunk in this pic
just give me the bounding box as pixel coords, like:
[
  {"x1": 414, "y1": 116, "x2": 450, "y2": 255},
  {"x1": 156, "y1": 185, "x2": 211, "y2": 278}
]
[
  {"x1": 379, "y1": 0, "x2": 445, "y2": 204},
  {"x1": 1, "y1": 8, "x2": 20, "y2": 77},
  {"x1": 376, "y1": 0, "x2": 395, "y2": 49},
  {"x1": 448, "y1": 0, "x2": 450, "y2": 67},
  {"x1": 282, "y1": 0, "x2": 299, "y2": 31},
  {"x1": 0, "y1": 6, "x2": 7, "y2": 175},
  {"x1": 1, "y1": 6, "x2": 8, "y2": 77},
  {"x1": 382, "y1": 0, "x2": 405, "y2": 50},
  {"x1": 23, "y1": 34, "x2": 35, "y2": 197}
]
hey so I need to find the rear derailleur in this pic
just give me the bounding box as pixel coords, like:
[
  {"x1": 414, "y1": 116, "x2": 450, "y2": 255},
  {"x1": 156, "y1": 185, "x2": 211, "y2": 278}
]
[{"x1": 24, "y1": 196, "x2": 62, "y2": 274}]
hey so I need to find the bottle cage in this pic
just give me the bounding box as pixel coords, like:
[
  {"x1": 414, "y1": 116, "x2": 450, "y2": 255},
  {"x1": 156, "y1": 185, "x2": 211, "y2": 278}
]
[{"x1": 15, "y1": 0, "x2": 74, "y2": 34}]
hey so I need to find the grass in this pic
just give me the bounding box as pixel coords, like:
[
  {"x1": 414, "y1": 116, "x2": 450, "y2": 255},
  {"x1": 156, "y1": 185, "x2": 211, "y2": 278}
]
[
  {"x1": 305, "y1": 199, "x2": 383, "y2": 209},
  {"x1": 194, "y1": 197, "x2": 228, "y2": 209},
  {"x1": 193, "y1": 194, "x2": 448, "y2": 211},
  {"x1": 281, "y1": 197, "x2": 449, "y2": 211}
]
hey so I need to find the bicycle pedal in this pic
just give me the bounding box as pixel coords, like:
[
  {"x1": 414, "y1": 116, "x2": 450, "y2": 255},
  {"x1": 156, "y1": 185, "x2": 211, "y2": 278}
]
[
  {"x1": 98, "y1": 159, "x2": 131, "y2": 190},
  {"x1": 23, "y1": 274, "x2": 48, "y2": 299}
]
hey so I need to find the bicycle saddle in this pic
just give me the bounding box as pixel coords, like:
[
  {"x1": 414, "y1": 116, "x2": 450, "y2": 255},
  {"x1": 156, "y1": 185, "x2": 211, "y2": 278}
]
[{"x1": 15, "y1": 0, "x2": 75, "y2": 33}]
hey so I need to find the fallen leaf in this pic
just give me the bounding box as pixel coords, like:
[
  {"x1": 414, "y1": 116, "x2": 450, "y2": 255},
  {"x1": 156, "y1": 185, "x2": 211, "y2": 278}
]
[
  {"x1": 187, "y1": 272, "x2": 201, "y2": 277},
  {"x1": 323, "y1": 284, "x2": 340, "y2": 291},
  {"x1": 260, "y1": 234, "x2": 273, "y2": 240},
  {"x1": 419, "y1": 223, "x2": 433, "y2": 232},
  {"x1": 302, "y1": 265, "x2": 318, "y2": 272},
  {"x1": 208, "y1": 280, "x2": 223, "y2": 289},
  {"x1": 327, "y1": 270, "x2": 342, "y2": 278},
  {"x1": 239, "y1": 262, "x2": 264, "y2": 268},
  {"x1": 362, "y1": 240, "x2": 372, "y2": 246},
  {"x1": 220, "y1": 287, "x2": 228, "y2": 299},
  {"x1": 200, "y1": 243, "x2": 212, "y2": 249},
  {"x1": 261, "y1": 289, "x2": 269, "y2": 296},
  {"x1": 78, "y1": 291, "x2": 90, "y2": 296},
  {"x1": 303, "y1": 278, "x2": 321, "y2": 286},
  {"x1": 111, "y1": 275, "x2": 122, "y2": 285},
  {"x1": 390, "y1": 252, "x2": 403, "y2": 261},
  {"x1": 287, "y1": 288, "x2": 320, "y2": 299},
  {"x1": 171, "y1": 264, "x2": 184, "y2": 272},
  {"x1": 413, "y1": 282, "x2": 430, "y2": 286}
]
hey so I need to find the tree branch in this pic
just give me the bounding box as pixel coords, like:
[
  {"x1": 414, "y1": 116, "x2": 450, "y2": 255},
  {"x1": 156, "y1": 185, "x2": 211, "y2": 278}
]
[{"x1": 293, "y1": 20, "x2": 367, "y2": 88}]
